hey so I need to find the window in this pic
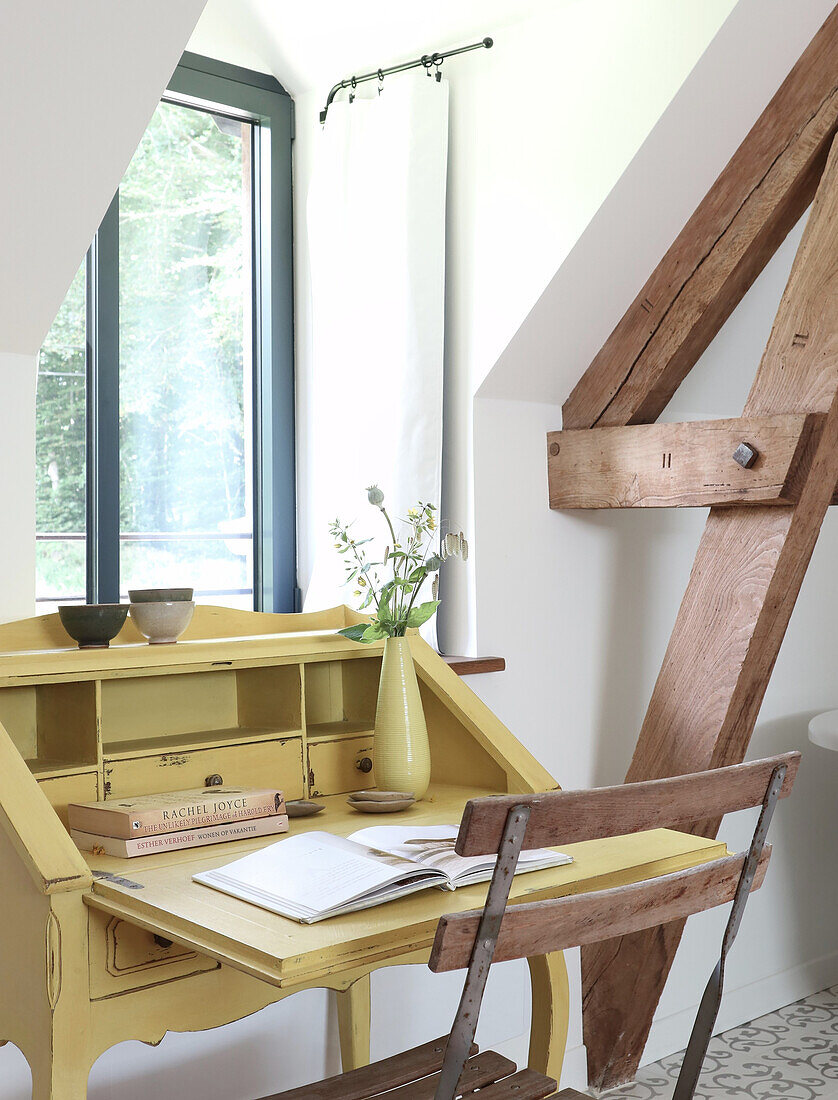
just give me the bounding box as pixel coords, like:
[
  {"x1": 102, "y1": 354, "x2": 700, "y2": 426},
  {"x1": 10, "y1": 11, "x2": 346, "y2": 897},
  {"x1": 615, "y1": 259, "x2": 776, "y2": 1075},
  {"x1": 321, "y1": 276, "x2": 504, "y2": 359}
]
[{"x1": 36, "y1": 54, "x2": 295, "y2": 613}]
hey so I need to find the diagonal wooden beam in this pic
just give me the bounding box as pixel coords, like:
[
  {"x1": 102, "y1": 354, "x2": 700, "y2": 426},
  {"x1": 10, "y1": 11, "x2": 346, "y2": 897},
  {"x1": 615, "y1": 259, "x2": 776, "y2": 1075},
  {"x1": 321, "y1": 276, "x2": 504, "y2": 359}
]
[
  {"x1": 582, "y1": 128, "x2": 838, "y2": 1091},
  {"x1": 562, "y1": 6, "x2": 838, "y2": 432}
]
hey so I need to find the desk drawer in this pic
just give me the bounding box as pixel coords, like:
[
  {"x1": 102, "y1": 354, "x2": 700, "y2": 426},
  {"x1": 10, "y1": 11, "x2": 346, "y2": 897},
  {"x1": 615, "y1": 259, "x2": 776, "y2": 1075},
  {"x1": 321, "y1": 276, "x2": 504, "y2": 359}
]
[
  {"x1": 308, "y1": 735, "x2": 375, "y2": 796},
  {"x1": 88, "y1": 909, "x2": 217, "y2": 998},
  {"x1": 104, "y1": 738, "x2": 305, "y2": 800}
]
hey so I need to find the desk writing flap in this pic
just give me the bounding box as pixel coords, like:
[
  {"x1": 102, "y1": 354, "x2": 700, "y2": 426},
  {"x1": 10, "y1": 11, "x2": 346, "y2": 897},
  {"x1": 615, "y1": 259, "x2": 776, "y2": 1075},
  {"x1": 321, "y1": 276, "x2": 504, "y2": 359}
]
[{"x1": 83, "y1": 789, "x2": 727, "y2": 990}]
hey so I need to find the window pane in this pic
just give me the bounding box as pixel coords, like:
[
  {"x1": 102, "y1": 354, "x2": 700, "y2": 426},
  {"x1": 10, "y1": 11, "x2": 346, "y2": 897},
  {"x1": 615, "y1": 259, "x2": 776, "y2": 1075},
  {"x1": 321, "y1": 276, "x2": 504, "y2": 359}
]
[
  {"x1": 36, "y1": 262, "x2": 87, "y2": 611},
  {"x1": 118, "y1": 99, "x2": 254, "y2": 607}
]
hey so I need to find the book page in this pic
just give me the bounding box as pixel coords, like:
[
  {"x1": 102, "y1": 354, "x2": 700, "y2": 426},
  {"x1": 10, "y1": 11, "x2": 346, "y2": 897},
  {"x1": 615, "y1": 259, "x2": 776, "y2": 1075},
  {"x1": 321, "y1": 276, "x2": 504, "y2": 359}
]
[
  {"x1": 195, "y1": 831, "x2": 442, "y2": 916},
  {"x1": 348, "y1": 824, "x2": 572, "y2": 887}
]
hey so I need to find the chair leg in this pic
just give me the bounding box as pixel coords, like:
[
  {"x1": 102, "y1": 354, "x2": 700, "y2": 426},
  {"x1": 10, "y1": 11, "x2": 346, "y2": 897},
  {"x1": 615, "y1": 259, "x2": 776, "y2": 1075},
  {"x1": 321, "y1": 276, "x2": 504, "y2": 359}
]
[{"x1": 336, "y1": 974, "x2": 371, "y2": 1071}]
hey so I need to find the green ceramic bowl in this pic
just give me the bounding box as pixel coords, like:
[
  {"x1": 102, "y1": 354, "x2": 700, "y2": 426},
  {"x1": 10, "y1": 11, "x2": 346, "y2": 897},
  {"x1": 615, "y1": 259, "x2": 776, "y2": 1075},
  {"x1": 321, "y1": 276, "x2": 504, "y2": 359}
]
[
  {"x1": 58, "y1": 604, "x2": 128, "y2": 649},
  {"x1": 128, "y1": 587, "x2": 194, "y2": 603}
]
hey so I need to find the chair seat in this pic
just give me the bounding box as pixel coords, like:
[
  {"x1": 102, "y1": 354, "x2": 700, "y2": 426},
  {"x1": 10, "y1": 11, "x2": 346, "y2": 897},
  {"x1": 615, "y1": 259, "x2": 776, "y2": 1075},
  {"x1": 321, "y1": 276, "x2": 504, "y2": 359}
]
[{"x1": 260, "y1": 1036, "x2": 557, "y2": 1099}]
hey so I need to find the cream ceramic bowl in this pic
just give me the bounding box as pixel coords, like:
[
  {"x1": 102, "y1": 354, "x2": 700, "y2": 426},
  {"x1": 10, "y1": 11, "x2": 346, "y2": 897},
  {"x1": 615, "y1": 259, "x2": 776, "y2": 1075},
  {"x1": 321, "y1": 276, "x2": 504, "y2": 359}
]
[{"x1": 129, "y1": 600, "x2": 195, "y2": 644}]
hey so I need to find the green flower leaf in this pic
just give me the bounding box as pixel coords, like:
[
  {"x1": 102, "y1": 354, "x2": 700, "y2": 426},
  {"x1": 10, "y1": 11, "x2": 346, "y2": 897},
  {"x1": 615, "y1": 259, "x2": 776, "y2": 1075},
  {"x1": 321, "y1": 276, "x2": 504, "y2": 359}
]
[
  {"x1": 362, "y1": 621, "x2": 389, "y2": 642},
  {"x1": 337, "y1": 624, "x2": 371, "y2": 643},
  {"x1": 406, "y1": 600, "x2": 440, "y2": 628},
  {"x1": 378, "y1": 589, "x2": 393, "y2": 623}
]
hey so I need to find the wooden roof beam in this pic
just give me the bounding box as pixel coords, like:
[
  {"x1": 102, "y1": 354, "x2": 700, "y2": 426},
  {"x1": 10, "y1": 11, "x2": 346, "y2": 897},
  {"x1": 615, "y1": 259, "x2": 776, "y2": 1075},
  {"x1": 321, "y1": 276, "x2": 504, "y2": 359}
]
[
  {"x1": 582, "y1": 122, "x2": 838, "y2": 1092},
  {"x1": 562, "y1": 7, "x2": 838, "y2": 431}
]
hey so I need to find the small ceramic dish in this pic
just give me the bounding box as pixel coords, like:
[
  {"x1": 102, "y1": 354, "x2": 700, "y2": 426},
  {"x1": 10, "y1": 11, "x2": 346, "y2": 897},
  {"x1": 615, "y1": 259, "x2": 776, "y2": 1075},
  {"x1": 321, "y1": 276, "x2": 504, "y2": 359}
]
[
  {"x1": 347, "y1": 791, "x2": 416, "y2": 814},
  {"x1": 350, "y1": 790, "x2": 415, "y2": 803},
  {"x1": 286, "y1": 800, "x2": 325, "y2": 818},
  {"x1": 347, "y1": 797, "x2": 416, "y2": 813},
  {"x1": 58, "y1": 604, "x2": 129, "y2": 649},
  {"x1": 129, "y1": 600, "x2": 195, "y2": 644},
  {"x1": 128, "y1": 587, "x2": 194, "y2": 603}
]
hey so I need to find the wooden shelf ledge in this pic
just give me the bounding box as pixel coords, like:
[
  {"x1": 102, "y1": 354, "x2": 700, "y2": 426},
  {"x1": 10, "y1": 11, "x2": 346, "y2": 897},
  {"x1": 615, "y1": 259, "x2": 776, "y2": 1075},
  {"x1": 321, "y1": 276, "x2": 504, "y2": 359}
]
[
  {"x1": 102, "y1": 726, "x2": 303, "y2": 760},
  {"x1": 443, "y1": 655, "x2": 506, "y2": 676}
]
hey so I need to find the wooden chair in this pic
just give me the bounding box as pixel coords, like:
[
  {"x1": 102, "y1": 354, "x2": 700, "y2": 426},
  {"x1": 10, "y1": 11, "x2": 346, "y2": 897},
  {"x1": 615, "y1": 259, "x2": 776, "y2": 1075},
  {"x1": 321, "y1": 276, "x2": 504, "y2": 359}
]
[{"x1": 261, "y1": 752, "x2": 799, "y2": 1100}]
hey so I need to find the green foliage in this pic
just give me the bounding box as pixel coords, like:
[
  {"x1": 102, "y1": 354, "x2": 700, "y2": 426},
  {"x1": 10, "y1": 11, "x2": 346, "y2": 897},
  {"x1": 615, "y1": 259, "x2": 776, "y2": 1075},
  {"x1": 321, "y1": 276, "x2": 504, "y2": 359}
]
[
  {"x1": 337, "y1": 623, "x2": 371, "y2": 643},
  {"x1": 118, "y1": 101, "x2": 248, "y2": 537},
  {"x1": 36, "y1": 99, "x2": 253, "y2": 601},
  {"x1": 406, "y1": 601, "x2": 440, "y2": 628},
  {"x1": 334, "y1": 487, "x2": 467, "y2": 644},
  {"x1": 36, "y1": 263, "x2": 86, "y2": 536}
]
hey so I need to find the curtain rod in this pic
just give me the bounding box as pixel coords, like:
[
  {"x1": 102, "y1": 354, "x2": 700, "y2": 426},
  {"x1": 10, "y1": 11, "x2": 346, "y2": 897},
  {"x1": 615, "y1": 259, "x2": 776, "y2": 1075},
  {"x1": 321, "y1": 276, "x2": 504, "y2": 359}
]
[{"x1": 319, "y1": 36, "x2": 493, "y2": 123}]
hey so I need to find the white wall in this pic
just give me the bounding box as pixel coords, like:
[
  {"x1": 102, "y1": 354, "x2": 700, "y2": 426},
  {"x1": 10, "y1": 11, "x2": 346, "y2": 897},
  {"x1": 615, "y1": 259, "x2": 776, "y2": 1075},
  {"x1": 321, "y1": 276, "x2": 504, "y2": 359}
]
[
  {"x1": 292, "y1": 0, "x2": 739, "y2": 647},
  {"x1": 0, "y1": 0, "x2": 208, "y2": 357}
]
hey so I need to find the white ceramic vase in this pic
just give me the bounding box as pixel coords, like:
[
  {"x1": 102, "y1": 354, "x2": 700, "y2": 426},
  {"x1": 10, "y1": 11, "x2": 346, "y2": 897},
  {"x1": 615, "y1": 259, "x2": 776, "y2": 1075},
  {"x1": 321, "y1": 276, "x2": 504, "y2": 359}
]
[{"x1": 373, "y1": 637, "x2": 431, "y2": 799}]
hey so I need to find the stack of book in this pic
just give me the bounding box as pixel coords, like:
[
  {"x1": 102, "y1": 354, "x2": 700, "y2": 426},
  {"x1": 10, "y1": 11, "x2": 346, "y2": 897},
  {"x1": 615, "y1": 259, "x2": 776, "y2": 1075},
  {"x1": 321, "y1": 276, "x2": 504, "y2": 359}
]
[{"x1": 68, "y1": 786, "x2": 288, "y2": 857}]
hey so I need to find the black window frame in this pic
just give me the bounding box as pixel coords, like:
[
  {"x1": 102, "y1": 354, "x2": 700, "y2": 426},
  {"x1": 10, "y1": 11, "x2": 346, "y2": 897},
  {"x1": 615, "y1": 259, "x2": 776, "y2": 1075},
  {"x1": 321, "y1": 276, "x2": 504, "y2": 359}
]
[{"x1": 83, "y1": 52, "x2": 296, "y2": 612}]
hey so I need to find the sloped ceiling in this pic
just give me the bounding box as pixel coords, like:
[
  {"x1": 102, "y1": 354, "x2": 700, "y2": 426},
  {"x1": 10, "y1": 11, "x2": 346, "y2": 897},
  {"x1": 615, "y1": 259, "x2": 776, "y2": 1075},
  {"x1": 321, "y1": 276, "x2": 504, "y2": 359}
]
[
  {"x1": 188, "y1": 0, "x2": 555, "y2": 96},
  {"x1": 187, "y1": 0, "x2": 838, "y2": 417},
  {"x1": 0, "y1": 0, "x2": 208, "y2": 356},
  {"x1": 478, "y1": 0, "x2": 838, "y2": 407}
]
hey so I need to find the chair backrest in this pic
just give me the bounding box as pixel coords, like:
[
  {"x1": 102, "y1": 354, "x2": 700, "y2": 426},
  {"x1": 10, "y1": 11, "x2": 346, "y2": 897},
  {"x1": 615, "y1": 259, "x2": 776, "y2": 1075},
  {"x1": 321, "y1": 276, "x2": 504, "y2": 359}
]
[
  {"x1": 451, "y1": 752, "x2": 800, "y2": 856},
  {"x1": 428, "y1": 753, "x2": 799, "y2": 1100}
]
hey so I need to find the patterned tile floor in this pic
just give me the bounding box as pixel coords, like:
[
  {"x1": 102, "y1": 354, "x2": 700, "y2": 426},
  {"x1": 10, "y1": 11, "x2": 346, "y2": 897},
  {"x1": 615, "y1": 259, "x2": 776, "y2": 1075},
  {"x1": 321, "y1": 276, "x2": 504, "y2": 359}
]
[{"x1": 604, "y1": 985, "x2": 838, "y2": 1099}]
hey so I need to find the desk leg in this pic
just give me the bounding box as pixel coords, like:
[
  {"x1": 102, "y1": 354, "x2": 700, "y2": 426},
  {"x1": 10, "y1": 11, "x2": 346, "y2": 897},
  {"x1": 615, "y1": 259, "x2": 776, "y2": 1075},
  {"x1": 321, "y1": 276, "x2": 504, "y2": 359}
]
[
  {"x1": 23, "y1": 900, "x2": 92, "y2": 1100},
  {"x1": 28, "y1": 1044, "x2": 91, "y2": 1100},
  {"x1": 336, "y1": 973, "x2": 371, "y2": 1071},
  {"x1": 527, "y1": 952, "x2": 570, "y2": 1089}
]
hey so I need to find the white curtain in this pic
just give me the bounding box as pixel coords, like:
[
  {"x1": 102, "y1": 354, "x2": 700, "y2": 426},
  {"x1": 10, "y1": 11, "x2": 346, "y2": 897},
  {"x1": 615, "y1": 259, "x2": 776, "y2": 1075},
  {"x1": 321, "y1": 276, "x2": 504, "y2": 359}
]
[{"x1": 304, "y1": 73, "x2": 449, "y2": 640}]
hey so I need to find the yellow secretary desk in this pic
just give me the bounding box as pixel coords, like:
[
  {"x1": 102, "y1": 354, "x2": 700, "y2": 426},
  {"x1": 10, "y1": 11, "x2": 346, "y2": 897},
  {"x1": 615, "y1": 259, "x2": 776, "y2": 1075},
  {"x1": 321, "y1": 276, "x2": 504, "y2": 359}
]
[{"x1": 0, "y1": 605, "x2": 727, "y2": 1098}]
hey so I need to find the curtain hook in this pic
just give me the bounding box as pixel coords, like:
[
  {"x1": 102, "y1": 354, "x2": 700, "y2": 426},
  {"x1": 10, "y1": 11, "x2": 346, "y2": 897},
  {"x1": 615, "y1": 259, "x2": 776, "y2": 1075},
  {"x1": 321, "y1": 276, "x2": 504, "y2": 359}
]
[
  {"x1": 434, "y1": 57, "x2": 443, "y2": 82},
  {"x1": 349, "y1": 74, "x2": 357, "y2": 105},
  {"x1": 378, "y1": 68, "x2": 384, "y2": 96}
]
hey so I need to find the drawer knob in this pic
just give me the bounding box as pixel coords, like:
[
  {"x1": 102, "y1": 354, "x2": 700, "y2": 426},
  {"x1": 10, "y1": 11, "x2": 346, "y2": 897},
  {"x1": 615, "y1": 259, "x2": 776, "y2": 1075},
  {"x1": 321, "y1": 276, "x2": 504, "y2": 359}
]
[
  {"x1": 205, "y1": 774, "x2": 224, "y2": 787},
  {"x1": 356, "y1": 756, "x2": 373, "y2": 774}
]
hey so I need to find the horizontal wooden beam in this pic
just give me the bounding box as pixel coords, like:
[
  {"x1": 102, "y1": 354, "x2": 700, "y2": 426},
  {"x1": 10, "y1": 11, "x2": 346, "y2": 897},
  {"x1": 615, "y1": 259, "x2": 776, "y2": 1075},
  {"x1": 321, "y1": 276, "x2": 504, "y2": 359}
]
[
  {"x1": 547, "y1": 414, "x2": 823, "y2": 509},
  {"x1": 562, "y1": 7, "x2": 838, "y2": 431}
]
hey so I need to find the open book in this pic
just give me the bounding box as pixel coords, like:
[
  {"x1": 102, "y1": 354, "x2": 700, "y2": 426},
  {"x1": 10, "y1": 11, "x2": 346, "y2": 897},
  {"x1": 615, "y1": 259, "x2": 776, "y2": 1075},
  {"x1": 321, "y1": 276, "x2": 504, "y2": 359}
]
[{"x1": 193, "y1": 824, "x2": 572, "y2": 924}]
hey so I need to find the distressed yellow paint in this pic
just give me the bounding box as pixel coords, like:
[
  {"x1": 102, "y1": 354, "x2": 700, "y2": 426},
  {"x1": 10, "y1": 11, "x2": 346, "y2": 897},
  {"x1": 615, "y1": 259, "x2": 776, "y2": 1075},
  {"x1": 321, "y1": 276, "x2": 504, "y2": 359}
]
[
  {"x1": 0, "y1": 606, "x2": 727, "y2": 1096},
  {"x1": 337, "y1": 974, "x2": 372, "y2": 1071}
]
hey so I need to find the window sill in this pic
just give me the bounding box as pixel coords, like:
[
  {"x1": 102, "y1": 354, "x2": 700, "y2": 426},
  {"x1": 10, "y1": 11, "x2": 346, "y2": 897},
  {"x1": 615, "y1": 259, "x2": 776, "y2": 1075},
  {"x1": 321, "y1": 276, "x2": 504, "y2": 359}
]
[{"x1": 442, "y1": 655, "x2": 506, "y2": 676}]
